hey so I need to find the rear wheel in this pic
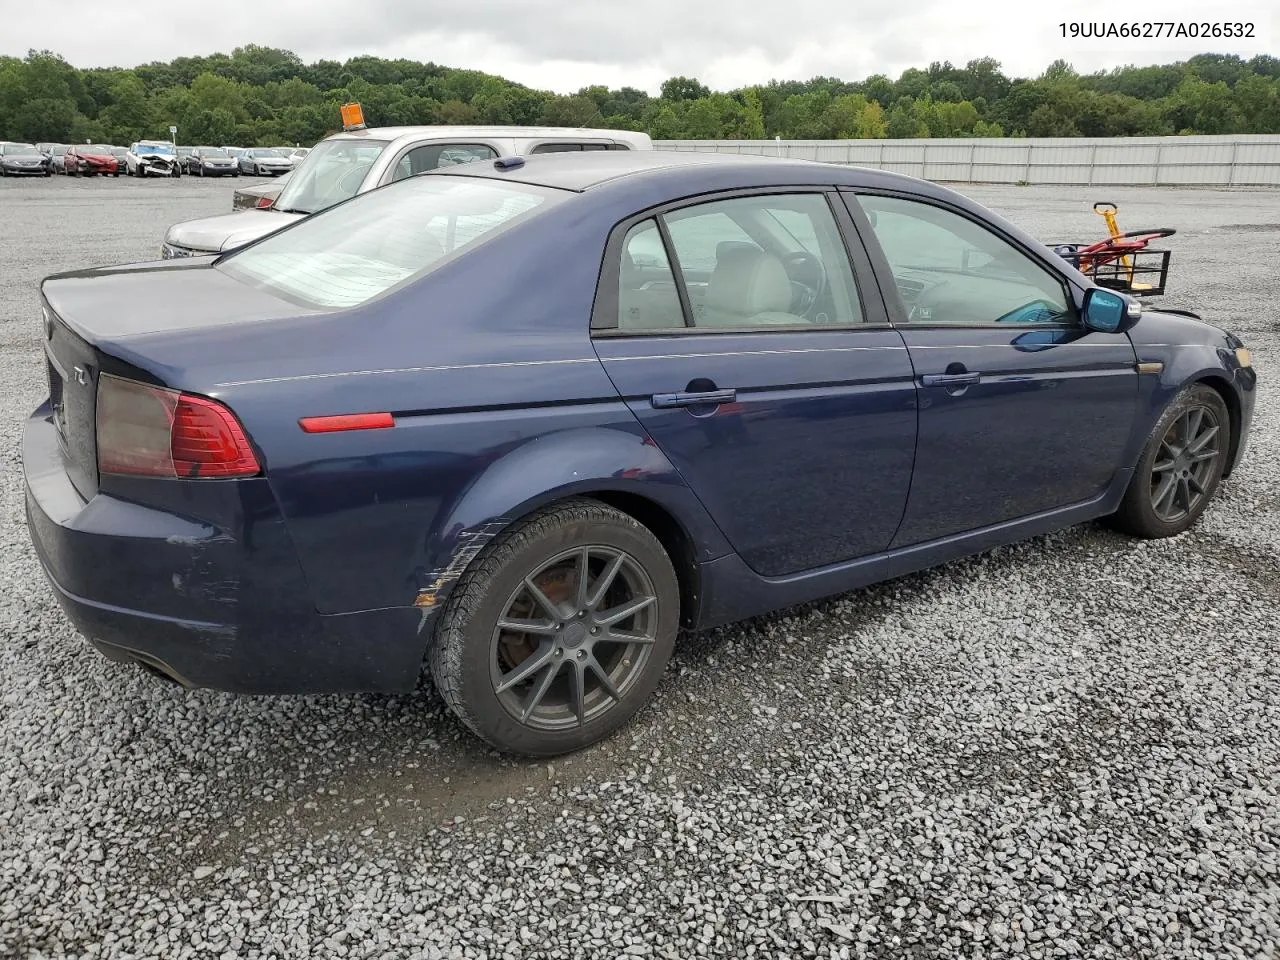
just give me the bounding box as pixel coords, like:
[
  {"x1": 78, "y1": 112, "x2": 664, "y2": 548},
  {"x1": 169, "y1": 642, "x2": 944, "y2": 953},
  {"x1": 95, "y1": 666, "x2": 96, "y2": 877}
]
[
  {"x1": 1107, "y1": 383, "x2": 1230, "y2": 538},
  {"x1": 429, "y1": 499, "x2": 679, "y2": 757}
]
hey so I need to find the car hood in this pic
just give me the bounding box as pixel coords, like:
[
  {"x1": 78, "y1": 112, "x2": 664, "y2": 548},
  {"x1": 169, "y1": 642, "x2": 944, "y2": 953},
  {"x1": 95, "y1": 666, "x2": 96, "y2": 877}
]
[
  {"x1": 164, "y1": 208, "x2": 306, "y2": 253},
  {"x1": 1128, "y1": 307, "x2": 1231, "y2": 348}
]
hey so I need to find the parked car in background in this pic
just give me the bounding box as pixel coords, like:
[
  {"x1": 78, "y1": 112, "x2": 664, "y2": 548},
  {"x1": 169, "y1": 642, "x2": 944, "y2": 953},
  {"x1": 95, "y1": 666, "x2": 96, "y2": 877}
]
[
  {"x1": 108, "y1": 147, "x2": 129, "y2": 172},
  {"x1": 65, "y1": 144, "x2": 120, "y2": 177},
  {"x1": 127, "y1": 141, "x2": 181, "y2": 178},
  {"x1": 237, "y1": 148, "x2": 294, "y2": 177},
  {"x1": 163, "y1": 126, "x2": 652, "y2": 257},
  {"x1": 221, "y1": 146, "x2": 247, "y2": 163},
  {"x1": 26, "y1": 151, "x2": 1257, "y2": 757},
  {"x1": 175, "y1": 146, "x2": 194, "y2": 172},
  {"x1": 43, "y1": 144, "x2": 71, "y2": 174},
  {"x1": 232, "y1": 172, "x2": 289, "y2": 210},
  {"x1": 288, "y1": 147, "x2": 310, "y2": 164},
  {"x1": 0, "y1": 142, "x2": 53, "y2": 176},
  {"x1": 187, "y1": 146, "x2": 239, "y2": 177}
]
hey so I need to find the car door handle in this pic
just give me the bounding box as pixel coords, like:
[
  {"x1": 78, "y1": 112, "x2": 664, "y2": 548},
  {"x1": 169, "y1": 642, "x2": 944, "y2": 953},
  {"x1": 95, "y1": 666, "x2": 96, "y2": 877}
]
[
  {"x1": 651, "y1": 388, "x2": 737, "y2": 409},
  {"x1": 921, "y1": 373, "x2": 982, "y2": 388}
]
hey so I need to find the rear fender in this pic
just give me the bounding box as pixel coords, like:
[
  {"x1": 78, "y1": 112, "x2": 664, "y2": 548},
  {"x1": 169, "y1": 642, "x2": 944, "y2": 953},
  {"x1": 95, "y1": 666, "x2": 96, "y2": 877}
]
[{"x1": 413, "y1": 426, "x2": 730, "y2": 612}]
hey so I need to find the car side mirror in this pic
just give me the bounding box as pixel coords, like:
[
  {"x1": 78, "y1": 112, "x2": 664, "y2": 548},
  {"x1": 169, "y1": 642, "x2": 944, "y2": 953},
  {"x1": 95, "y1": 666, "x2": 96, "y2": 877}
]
[{"x1": 1082, "y1": 287, "x2": 1139, "y2": 334}]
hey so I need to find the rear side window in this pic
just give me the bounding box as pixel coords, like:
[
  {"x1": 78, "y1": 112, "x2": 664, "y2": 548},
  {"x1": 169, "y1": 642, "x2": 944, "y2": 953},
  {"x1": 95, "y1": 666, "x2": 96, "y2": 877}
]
[
  {"x1": 391, "y1": 143, "x2": 498, "y2": 182},
  {"x1": 601, "y1": 193, "x2": 865, "y2": 334},
  {"x1": 617, "y1": 220, "x2": 685, "y2": 331},
  {"x1": 218, "y1": 176, "x2": 565, "y2": 310},
  {"x1": 529, "y1": 142, "x2": 620, "y2": 153}
]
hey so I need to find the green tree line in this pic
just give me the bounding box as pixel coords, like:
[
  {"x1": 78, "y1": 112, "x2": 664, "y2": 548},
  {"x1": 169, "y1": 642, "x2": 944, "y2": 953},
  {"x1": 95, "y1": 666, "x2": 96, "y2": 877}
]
[{"x1": 1, "y1": 46, "x2": 1278, "y2": 147}]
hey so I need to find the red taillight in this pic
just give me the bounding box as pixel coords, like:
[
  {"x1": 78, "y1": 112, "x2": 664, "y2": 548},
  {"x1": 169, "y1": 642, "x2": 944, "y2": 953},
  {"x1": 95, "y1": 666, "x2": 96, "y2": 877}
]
[
  {"x1": 96, "y1": 375, "x2": 260, "y2": 479},
  {"x1": 256, "y1": 196, "x2": 274, "y2": 209}
]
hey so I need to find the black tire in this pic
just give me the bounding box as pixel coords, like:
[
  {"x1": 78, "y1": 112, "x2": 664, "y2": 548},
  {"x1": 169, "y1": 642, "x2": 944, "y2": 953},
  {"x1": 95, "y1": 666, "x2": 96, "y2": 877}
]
[
  {"x1": 429, "y1": 498, "x2": 679, "y2": 757},
  {"x1": 1107, "y1": 383, "x2": 1231, "y2": 539}
]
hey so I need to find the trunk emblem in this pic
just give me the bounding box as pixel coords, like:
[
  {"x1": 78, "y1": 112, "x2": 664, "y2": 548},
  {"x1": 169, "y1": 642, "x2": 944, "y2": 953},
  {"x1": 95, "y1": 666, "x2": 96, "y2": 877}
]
[{"x1": 73, "y1": 366, "x2": 89, "y2": 386}]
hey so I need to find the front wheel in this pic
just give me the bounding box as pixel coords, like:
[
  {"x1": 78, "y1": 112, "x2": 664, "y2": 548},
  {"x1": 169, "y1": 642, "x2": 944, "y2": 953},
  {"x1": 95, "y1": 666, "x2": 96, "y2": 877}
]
[
  {"x1": 429, "y1": 499, "x2": 679, "y2": 757},
  {"x1": 1107, "y1": 383, "x2": 1231, "y2": 538}
]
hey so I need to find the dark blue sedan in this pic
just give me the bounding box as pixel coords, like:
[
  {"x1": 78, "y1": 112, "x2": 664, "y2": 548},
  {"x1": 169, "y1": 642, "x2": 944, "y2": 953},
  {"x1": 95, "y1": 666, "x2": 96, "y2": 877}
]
[{"x1": 24, "y1": 151, "x2": 1257, "y2": 756}]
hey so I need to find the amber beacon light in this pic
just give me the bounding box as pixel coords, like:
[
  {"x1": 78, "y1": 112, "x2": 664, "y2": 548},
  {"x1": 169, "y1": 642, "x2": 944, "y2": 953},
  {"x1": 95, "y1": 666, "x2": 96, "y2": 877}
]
[{"x1": 340, "y1": 102, "x2": 366, "y2": 131}]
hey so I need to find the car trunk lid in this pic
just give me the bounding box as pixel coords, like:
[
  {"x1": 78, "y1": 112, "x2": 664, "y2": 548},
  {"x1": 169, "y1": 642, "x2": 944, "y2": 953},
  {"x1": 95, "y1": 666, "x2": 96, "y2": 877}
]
[{"x1": 42, "y1": 304, "x2": 105, "y2": 500}]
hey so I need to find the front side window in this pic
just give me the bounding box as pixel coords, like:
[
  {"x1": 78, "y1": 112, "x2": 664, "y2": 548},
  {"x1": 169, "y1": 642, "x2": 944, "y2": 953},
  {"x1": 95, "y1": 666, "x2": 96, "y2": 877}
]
[
  {"x1": 391, "y1": 143, "x2": 497, "y2": 183},
  {"x1": 856, "y1": 195, "x2": 1071, "y2": 326},
  {"x1": 663, "y1": 194, "x2": 864, "y2": 330},
  {"x1": 272, "y1": 137, "x2": 390, "y2": 215},
  {"x1": 218, "y1": 175, "x2": 564, "y2": 310}
]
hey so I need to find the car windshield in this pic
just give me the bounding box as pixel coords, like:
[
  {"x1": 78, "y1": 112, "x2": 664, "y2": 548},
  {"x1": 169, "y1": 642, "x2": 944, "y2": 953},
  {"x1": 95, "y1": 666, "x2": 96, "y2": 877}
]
[
  {"x1": 88, "y1": 145, "x2": 112, "y2": 154},
  {"x1": 218, "y1": 175, "x2": 564, "y2": 310},
  {"x1": 271, "y1": 138, "x2": 389, "y2": 216},
  {"x1": 137, "y1": 144, "x2": 174, "y2": 156},
  {"x1": 6, "y1": 143, "x2": 40, "y2": 156},
  {"x1": 197, "y1": 147, "x2": 228, "y2": 157},
  {"x1": 254, "y1": 149, "x2": 285, "y2": 158},
  {"x1": 50, "y1": 145, "x2": 67, "y2": 156}
]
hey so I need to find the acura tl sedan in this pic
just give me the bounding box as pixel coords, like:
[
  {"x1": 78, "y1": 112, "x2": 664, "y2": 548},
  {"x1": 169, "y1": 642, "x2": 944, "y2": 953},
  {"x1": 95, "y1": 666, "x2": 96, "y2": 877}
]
[{"x1": 24, "y1": 152, "x2": 1256, "y2": 757}]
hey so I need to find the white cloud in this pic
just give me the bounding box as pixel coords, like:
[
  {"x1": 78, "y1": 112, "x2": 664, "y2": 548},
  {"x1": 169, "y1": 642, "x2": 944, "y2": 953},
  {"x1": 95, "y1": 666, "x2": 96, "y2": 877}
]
[{"x1": 3, "y1": 0, "x2": 1272, "y2": 94}]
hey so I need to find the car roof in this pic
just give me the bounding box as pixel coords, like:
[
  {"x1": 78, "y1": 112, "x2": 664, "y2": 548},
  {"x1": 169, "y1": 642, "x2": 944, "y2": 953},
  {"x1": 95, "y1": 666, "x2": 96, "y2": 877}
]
[
  {"x1": 325, "y1": 125, "x2": 651, "y2": 148},
  {"x1": 432, "y1": 148, "x2": 936, "y2": 195}
]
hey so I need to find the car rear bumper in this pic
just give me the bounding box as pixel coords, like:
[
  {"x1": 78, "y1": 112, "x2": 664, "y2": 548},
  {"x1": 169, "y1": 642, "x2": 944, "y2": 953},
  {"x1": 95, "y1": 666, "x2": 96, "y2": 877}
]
[{"x1": 23, "y1": 406, "x2": 429, "y2": 694}]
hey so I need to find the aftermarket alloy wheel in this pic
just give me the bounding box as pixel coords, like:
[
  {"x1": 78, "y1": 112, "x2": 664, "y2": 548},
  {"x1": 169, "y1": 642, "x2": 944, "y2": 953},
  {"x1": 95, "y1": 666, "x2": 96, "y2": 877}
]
[
  {"x1": 429, "y1": 499, "x2": 679, "y2": 757},
  {"x1": 1108, "y1": 383, "x2": 1230, "y2": 538}
]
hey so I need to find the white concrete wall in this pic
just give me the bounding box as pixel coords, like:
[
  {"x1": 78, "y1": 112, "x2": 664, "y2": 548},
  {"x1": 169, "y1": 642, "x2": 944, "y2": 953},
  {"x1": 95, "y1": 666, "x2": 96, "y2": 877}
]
[{"x1": 652, "y1": 136, "x2": 1280, "y2": 187}]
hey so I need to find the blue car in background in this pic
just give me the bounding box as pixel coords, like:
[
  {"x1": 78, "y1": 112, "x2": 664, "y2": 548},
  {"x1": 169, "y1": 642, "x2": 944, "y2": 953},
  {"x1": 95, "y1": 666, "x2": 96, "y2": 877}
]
[{"x1": 24, "y1": 151, "x2": 1257, "y2": 757}]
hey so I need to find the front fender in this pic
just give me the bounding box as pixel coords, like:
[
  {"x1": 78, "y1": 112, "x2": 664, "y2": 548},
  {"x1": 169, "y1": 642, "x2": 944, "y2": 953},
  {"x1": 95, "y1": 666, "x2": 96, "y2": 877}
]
[
  {"x1": 1125, "y1": 337, "x2": 1256, "y2": 475},
  {"x1": 413, "y1": 425, "x2": 732, "y2": 611}
]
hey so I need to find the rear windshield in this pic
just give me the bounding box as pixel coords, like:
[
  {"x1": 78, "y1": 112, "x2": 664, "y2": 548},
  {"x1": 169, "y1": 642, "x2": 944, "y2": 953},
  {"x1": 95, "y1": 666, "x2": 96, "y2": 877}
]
[{"x1": 217, "y1": 175, "x2": 565, "y2": 310}]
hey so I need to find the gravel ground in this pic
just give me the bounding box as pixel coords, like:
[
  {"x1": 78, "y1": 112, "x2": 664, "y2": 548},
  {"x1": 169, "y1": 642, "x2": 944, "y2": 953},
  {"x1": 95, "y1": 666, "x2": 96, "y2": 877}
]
[{"x1": 0, "y1": 176, "x2": 1277, "y2": 960}]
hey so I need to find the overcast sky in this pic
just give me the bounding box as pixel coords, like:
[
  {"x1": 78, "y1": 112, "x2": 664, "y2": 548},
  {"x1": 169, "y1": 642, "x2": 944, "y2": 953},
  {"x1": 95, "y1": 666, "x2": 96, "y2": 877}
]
[{"x1": 4, "y1": 0, "x2": 1273, "y2": 93}]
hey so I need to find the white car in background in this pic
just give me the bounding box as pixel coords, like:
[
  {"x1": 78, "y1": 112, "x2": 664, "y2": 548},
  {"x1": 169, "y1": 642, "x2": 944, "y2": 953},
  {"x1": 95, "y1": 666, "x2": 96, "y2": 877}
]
[
  {"x1": 161, "y1": 125, "x2": 652, "y2": 258},
  {"x1": 127, "y1": 141, "x2": 180, "y2": 178}
]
